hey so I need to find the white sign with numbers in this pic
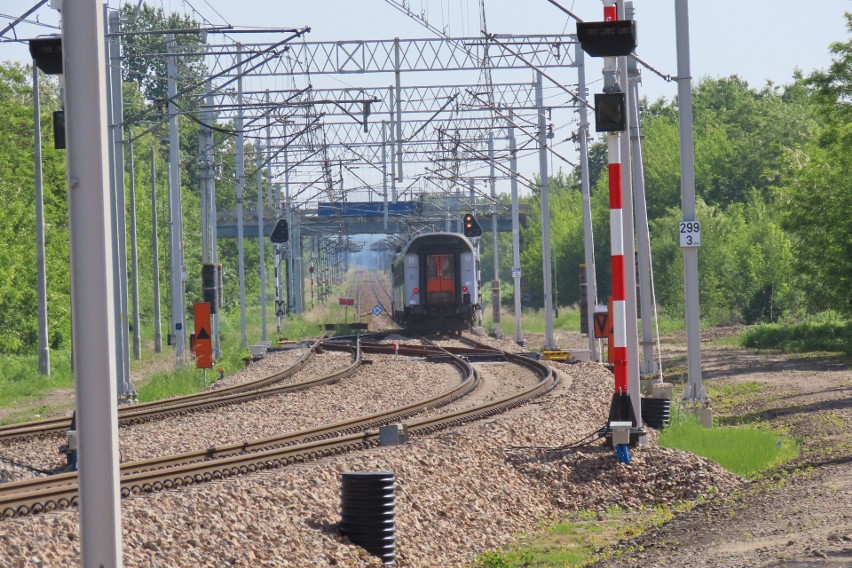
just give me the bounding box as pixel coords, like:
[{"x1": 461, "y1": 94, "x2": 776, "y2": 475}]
[
  {"x1": 679, "y1": 221, "x2": 701, "y2": 247},
  {"x1": 512, "y1": 267, "x2": 522, "y2": 279}
]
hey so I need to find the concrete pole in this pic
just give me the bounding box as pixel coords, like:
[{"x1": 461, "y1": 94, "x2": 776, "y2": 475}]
[
  {"x1": 675, "y1": 0, "x2": 705, "y2": 402},
  {"x1": 489, "y1": 132, "x2": 502, "y2": 337},
  {"x1": 468, "y1": 179, "x2": 482, "y2": 324},
  {"x1": 127, "y1": 128, "x2": 141, "y2": 360},
  {"x1": 382, "y1": 120, "x2": 389, "y2": 232},
  {"x1": 617, "y1": 0, "x2": 643, "y2": 427},
  {"x1": 507, "y1": 110, "x2": 523, "y2": 345},
  {"x1": 150, "y1": 145, "x2": 162, "y2": 353},
  {"x1": 455, "y1": 185, "x2": 462, "y2": 233},
  {"x1": 256, "y1": 142, "x2": 267, "y2": 342},
  {"x1": 394, "y1": 38, "x2": 403, "y2": 186},
  {"x1": 32, "y1": 63, "x2": 50, "y2": 376},
  {"x1": 389, "y1": 86, "x2": 398, "y2": 202},
  {"x1": 206, "y1": 91, "x2": 221, "y2": 357},
  {"x1": 265, "y1": 91, "x2": 273, "y2": 209},
  {"x1": 536, "y1": 72, "x2": 555, "y2": 349},
  {"x1": 626, "y1": 2, "x2": 656, "y2": 377},
  {"x1": 62, "y1": 0, "x2": 123, "y2": 563},
  {"x1": 166, "y1": 34, "x2": 186, "y2": 358},
  {"x1": 235, "y1": 43, "x2": 248, "y2": 348},
  {"x1": 199, "y1": 121, "x2": 209, "y2": 264},
  {"x1": 283, "y1": 122, "x2": 295, "y2": 314},
  {"x1": 109, "y1": 11, "x2": 132, "y2": 396},
  {"x1": 575, "y1": 42, "x2": 601, "y2": 362}
]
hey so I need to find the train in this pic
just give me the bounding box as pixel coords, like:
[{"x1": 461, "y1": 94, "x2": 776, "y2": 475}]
[{"x1": 391, "y1": 232, "x2": 479, "y2": 333}]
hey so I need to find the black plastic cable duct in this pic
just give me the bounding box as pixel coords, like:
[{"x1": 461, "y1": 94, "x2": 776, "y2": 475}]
[
  {"x1": 340, "y1": 471, "x2": 396, "y2": 565},
  {"x1": 641, "y1": 397, "x2": 671, "y2": 429}
]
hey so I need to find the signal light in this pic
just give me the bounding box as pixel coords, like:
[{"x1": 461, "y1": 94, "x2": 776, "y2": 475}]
[
  {"x1": 462, "y1": 286, "x2": 469, "y2": 292},
  {"x1": 412, "y1": 287, "x2": 420, "y2": 294},
  {"x1": 462, "y1": 213, "x2": 483, "y2": 237},
  {"x1": 270, "y1": 218, "x2": 289, "y2": 243}
]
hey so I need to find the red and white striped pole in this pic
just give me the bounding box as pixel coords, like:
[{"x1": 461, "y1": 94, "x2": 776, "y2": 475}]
[
  {"x1": 608, "y1": 133, "x2": 628, "y2": 396},
  {"x1": 603, "y1": 1, "x2": 635, "y2": 426}
]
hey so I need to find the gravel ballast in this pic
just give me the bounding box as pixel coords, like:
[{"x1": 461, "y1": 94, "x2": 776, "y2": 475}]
[{"x1": 0, "y1": 357, "x2": 740, "y2": 567}]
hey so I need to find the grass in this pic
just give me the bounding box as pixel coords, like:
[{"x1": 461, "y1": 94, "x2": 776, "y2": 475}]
[
  {"x1": 470, "y1": 505, "x2": 682, "y2": 567},
  {"x1": 481, "y1": 305, "x2": 687, "y2": 341},
  {"x1": 740, "y1": 319, "x2": 852, "y2": 356},
  {"x1": 0, "y1": 353, "x2": 74, "y2": 424},
  {"x1": 658, "y1": 408, "x2": 798, "y2": 478}
]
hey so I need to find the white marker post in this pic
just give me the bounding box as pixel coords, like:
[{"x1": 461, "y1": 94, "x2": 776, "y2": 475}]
[{"x1": 62, "y1": 0, "x2": 123, "y2": 565}]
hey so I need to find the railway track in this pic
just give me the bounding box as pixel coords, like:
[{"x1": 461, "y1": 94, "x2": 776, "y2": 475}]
[
  {"x1": 0, "y1": 337, "x2": 557, "y2": 520},
  {"x1": 0, "y1": 340, "x2": 323, "y2": 445}
]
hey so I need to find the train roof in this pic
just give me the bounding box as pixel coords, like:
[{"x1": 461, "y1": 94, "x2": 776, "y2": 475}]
[{"x1": 396, "y1": 232, "x2": 475, "y2": 256}]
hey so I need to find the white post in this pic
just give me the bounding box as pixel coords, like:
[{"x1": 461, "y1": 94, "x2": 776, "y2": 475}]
[
  {"x1": 382, "y1": 120, "x2": 389, "y2": 232},
  {"x1": 32, "y1": 63, "x2": 50, "y2": 376},
  {"x1": 150, "y1": 144, "x2": 162, "y2": 353},
  {"x1": 626, "y1": 2, "x2": 657, "y2": 377},
  {"x1": 575, "y1": 42, "x2": 601, "y2": 362},
  {"x1": 507, "y1": 110, "x2": 523, "y2": 345},
  {"x1": 257, "y1": 142, "x2": 267, "y2": 342},
  {"x1": 617, "y1": 0, "x2": 643, "y2": 427},
  {"x1": 166, "y1": 34, "x2": 186, "y2": 358},
  {"x1": 63, "y1": 0, "x2": 123, "y2": 564},
  {"x1": 536, "y1": 72, "x2": 555, "y2": 349},
  {"x1": 489, "y1": 131, "x2": 502, "y2": 338},
  {"x1": 235, "y1": 43, "x2": 248, "y2": 347},
  {"x1": 675, "y1": 0, "x2": 705, "y2": 402},
  {"x1": 109, "y1": 11, "x2": 132, "y2": 396},
  {"x1": 127, "y1": 128, "x2": 141, "y2": 360}
]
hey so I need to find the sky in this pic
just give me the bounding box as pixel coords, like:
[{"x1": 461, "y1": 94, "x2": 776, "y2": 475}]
[
  {"x1": 1, "y1": 1, "x2": 849, "y2": 200},
  {"x1": 3, "y1": 0, "x2": 847, "y2": 101}
]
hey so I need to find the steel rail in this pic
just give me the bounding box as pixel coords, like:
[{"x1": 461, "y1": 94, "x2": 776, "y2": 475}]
[
  {"x1": 0, "y1": 341, "x2": 484, "y2": 519},
  {"x1": 0, "y1": 340, "x2": 319, "y2": 444}
]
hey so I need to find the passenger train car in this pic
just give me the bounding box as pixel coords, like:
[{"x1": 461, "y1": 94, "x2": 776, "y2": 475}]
[{"x1": 391, "y1": 232, "x2": 479, "y2": 333}]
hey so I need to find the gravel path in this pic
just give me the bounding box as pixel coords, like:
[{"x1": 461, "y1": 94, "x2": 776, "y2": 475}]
[
  {"x1": 0, "y1": 351, "x2": 460, "y2": 480},
  {"x1": 0, "y1": 358, "x2": 738, "y2": 566}
]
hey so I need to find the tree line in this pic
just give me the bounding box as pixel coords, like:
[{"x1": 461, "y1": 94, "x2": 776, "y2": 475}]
[
  {"x1": 483, "y1": 14, "x2": 851, "y2": 327},
  {"x1": 0, "y1": 10, "x2": 848, "y2": 356}
]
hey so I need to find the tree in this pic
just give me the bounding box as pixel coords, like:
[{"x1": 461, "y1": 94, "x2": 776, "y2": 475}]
[
  {"x1": 120, "y1": 2, "x2": 206, "y2": 104},
  {"x1": 776, "y1": 13, "x2": 852, "y2": 316}
]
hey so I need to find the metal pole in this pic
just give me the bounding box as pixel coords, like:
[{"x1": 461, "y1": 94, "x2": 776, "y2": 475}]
[
  {"x1": 257, "y1": 142, "x2": 267, "y2": 342},
  {"x1": 284, "y1": 122, "x2": 295, "y2": 314},
  {"x1": 536, "y1": 72, "x2": 555, "y2": 349},
  {"x1": 507, "y1": 110, "x2": 523, "y2": 345},
  {"x1": 626, "y1": 2, "x2": 656, "y2": 377},
  {"x1": 394, "y1": 37, "x2": 403, "y2": 186},
  {"x1": 576, "y1": 42, "x2": 600, "y2": 362},
  {"x1": 265, "y1": 90, "x2": 273, "y2": 209},
  {"x1": 489, "y1": 132, "x2": 502, "y2": 337},
  {"x1": 63, "y1": 0, "x2": 123, "y2": 563},
  {"x1": 675, "y1": 0, "x2": 705, "y2": 402},
  {"x1": 109, "y1": 11, "x2": 132, "y2": 396},
  {"x1": 207, "y1": 90, "x2": 220, "y2": 357},
  {"x1": 32, "y1": 63, "x2": 50, "y2": 376},
  {"x1": 382, "y1": 120, "x2": 389, "y2": 232},
  {"x1": 235, "y1": 43, "x2": 248, "y2": 347},
  {"x1": 468, "y1": 178, "x2": 482, "y2": 325},
  {"x1": 389, "y1": 86, "x2": 398, "y2": 202},
  {"x1": 199, "y1": 111, "x2": 209, "y2": 264},
  {"x1": 150, "y1": 145, "x2": 162, "y2": 353},
  {"x1": 166, "y1": 33, "x2": 186, "y2": 358},
  {"x1": 617, "y1": 0, "x2": 642, "y2": 427},
  {"x1": 127, "y1": 128, "x2": 141, "y2": 360}
]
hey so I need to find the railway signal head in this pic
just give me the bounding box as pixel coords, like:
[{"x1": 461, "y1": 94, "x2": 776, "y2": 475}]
[
  {"x1": 270, "y1": 218, "x2": 289, "y2": 243},
  {"x1": 463, "y1": 213, "x2": 483, "y2": 237}
]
